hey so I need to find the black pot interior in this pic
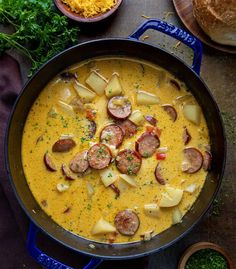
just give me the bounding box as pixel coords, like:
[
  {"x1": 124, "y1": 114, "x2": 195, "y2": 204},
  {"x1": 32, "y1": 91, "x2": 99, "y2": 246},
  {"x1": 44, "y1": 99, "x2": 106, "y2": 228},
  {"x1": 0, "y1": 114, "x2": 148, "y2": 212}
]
[{"x1": 6, "y1": 39, "x2": 226, "y2": 259}]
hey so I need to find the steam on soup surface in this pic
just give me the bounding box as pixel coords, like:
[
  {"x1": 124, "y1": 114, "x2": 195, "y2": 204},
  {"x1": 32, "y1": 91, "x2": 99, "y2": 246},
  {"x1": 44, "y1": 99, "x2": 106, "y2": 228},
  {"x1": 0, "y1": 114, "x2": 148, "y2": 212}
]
[{"x1": 22, "y1": 57, "x2": 211, "y2": 243}]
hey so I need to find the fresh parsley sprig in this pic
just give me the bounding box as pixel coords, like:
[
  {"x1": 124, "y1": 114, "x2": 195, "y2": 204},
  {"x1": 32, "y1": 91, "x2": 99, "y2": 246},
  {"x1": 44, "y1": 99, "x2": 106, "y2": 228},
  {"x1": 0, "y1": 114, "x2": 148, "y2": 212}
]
[{"x1": 0, "y1": 0, "x2": 79, "y2": 76}]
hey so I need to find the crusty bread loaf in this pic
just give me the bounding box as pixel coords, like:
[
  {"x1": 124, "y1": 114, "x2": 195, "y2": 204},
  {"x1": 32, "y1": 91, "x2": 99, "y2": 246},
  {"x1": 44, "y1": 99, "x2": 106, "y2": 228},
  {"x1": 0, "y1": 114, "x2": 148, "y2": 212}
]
[{"x1": 193, "y1": 0, "x2": 236, "y2": 46}]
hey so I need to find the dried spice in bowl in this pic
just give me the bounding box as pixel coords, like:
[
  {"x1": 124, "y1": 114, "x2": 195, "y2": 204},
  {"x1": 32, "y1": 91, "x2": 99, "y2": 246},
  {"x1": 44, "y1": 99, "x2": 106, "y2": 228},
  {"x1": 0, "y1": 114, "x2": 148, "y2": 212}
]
[{"x1": 185, "y1": 248, "x2": 228, "y2": 269}]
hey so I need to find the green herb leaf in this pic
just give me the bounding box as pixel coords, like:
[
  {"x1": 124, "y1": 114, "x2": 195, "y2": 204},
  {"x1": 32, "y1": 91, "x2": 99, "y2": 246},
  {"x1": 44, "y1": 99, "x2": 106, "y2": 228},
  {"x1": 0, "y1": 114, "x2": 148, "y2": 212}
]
[{"x1": 0, "y1": 0, "x2": 79, "y2": 77}]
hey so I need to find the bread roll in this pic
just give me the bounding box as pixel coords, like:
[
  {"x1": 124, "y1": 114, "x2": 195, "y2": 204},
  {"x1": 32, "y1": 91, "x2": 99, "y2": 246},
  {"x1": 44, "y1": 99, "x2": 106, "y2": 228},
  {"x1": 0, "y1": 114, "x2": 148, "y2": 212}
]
[{"x1": 193, "y1": 0, "x2": 236, "y2": 46}]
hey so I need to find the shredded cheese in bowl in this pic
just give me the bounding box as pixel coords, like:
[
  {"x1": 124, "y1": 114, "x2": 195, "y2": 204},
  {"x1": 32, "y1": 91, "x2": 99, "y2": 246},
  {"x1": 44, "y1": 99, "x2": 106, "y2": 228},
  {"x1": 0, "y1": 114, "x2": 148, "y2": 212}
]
[{"x1": 61, "y1": 0, "x2": 118, "y2": 18}]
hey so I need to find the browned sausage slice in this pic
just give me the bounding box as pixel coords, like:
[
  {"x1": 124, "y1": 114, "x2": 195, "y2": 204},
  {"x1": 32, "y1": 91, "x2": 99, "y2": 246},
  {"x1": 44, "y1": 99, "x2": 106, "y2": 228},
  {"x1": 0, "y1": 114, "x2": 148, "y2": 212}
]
[
  {"x1": 183, "y1": 127, "x2": 191, "y2": 145},
  {"x1": 116, "y1": 119, "x2": 137, "y2": 138},
  {"x1": 107, "y1": 96, "x2": 132, "y2": 119},
  {"x1": 154, "y1": 163, "x2": 166, "y2": 185},
  {"x1": 203, "y1": 151, "x2": 212, "y2": 171},
  {"x1": 44, "y1": 152, "x2": 57, "y2": 171},
  {"x1": 100, "y1": 124, "x2": 124, "y2": 148},
  {"x1": 136, "y1": 132, "x2": 160, "y2": 158},
  {"x1": 182, "y1": 148, "x2": 203, "y2": 174},
  {"x1": 170, "y1": 79, "x2": 181, "y2": 91},
  {"x1": 109, "y1": 183, "x2": 120, "y2": 197},
  {"x1": 87, "y1": 143, "x2": 112, "y2": 170},
  {"x1": 116, "y1": 149, "x2": 142, "y2": 175},
  {"x1": 52, "y1": 139, "x2": 76, "y2": 152},
  {"x1": 61, "y1": 164, "x2": 77, "y2": 180},
  {"x1": 145, "y1": 115, "x2": 157, "y2": 126},
  {"x1": 162, "y1": 105, "x2": 177, "y2": 122},
  {"x1": 60, "y1": 71, "x2": 77, "y2": 81},
  {"x1": 114, "y1": 210, "x2": 140, "y2": 236},
  {"x1": 69, "y1": 151, "x2": 89, "y2": 173}
]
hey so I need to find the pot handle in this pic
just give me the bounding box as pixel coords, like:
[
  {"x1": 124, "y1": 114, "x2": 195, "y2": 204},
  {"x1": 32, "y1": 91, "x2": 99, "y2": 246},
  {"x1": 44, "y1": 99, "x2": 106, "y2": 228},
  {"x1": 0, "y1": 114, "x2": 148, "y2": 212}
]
[
  {"x1": 27, "y1": 223, "x2": 103, "y2": 269},
  {"x1": 129, "y1": 19, "x2": 202, "y2": 74}
]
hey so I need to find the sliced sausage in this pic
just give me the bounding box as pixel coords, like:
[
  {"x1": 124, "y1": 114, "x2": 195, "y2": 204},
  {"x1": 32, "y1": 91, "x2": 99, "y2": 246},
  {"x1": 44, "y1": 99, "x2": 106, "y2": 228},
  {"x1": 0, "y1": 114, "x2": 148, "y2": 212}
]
[
  {"x1": 116, "y1": 149, "x2": 142, "y2": 175},
  {"x1": 116, "y1": 119, "x2": 137, "y2": 138},
  {"x1": 52, "y1": 139, "x2": 76, "y2": 152},
  {"x1": 145, "y1": 115, "x2": 157, "y2": 126},
  {"x1": 100, "y1": 124, "x2": 124, "y2": 148},
  {"x1": 183, "y1": 127, "x2": 191, "y2": 145},
  {"x1": 87, "y1": 120, "x2": 96, "y2": 139},
  {"x1": 136, "y1": 132, "x2": 160, "y2": 158},
  {"x1": 114, "y1": 210, "x2": 140, "y2": 236},
  {"x1": 109, "y1": 183, "x2": 120, "y2": 197},
  {"x1": 170, "y1": 79, "x2": 180, "y2": 91},
  {"x1": 203, "y1": 151, "x2": 212, "y2": 171},
  {"x1": 107, "y1": 96, "x2": 132, "y2": 119},
  {"x1": 61, "y1": 164, "x2": 77, "y2": 180},
  {"x1": 60, "y1": 71, "x2": 77, "y2": 81},
  {"x1": 88, "y1": 143, "x2": 112, "y2": 170},
  {"x1": 146, "y1": 125, "x2": 162, "y2": 138},
  {"x1": 69, "y1": 151, "x2": 89, "y2": 173},
  {"x1": 44, "y1": 152, "x2": 57, "y2": 171},
  {"x1": 182, "y1": 148, "x2": 203, "y2": 174},
  {"x1": 162, "y1": 105, "x2": 177, "y2": 122},
  {"x1": 154, "y1": 163, "x2": 166, "y2": 185}
]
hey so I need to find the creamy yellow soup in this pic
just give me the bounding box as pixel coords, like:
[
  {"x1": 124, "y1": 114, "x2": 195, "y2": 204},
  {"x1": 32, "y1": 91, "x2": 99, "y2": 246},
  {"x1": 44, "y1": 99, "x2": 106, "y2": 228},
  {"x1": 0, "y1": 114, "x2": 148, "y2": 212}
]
[{"x1": 22, "y1": 57, "x2": 210, "y2": 243}]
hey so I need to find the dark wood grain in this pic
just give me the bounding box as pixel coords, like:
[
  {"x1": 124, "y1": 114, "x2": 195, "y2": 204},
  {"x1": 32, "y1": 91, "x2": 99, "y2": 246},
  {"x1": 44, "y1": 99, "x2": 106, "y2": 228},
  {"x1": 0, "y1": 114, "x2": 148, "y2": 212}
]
[{"x1": 172, "y1": 0, "x2": 236, "y2": 53}]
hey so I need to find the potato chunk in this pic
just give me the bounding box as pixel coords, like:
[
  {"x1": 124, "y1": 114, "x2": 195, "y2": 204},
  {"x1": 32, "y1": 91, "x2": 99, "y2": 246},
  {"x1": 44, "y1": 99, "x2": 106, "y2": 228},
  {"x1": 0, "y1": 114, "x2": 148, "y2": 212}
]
[
  {"x1": 74, "y1": 82, "x2": 96, "y2": 102},
  {"x1": 91, "y1": 218, "x2": 116, "y2": 235},
  {"x1": 183, "y1": 104, "x2": 201, "y2": 125},
  {"x1": 99, "y1": 168, "x2": 117, "y2": 187},
  {"x1": 136, "y1": 90, "x2": 160, "y2": 105},
  {"x1": 86, "y1": 70, "x2": 107, "y2": 96},
  {"x1": 144, "y1": 204, "x2": 160, "y2": 217},
  {"x1": 172, "y1": 207, "x2": 183, "y2": 224},
  {"x1": 57, "y1": 101, "x2": 76, "y2": 117},
  {"x1": 119, "y1": 174, "x2": 138, "y2": 187},
  {"x1": 159, "y1": 186, "x2": 183, "y2": 207},
  {"x1": 129, "y1": 110, "x2": 144, "y2": 126},
  {"x1": 105, "y1": 73, "x2": 123, "y2": 98}
]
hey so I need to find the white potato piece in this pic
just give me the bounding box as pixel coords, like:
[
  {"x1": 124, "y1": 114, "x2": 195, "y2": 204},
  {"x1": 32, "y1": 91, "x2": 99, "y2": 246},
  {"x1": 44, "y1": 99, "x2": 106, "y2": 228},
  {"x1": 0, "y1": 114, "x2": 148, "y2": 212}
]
[
  {"x1": 60, "y1": 134, "x2": 74, "y2": 140},
  {"x1": 59, "y1": 87, "x2": 72, "y2": 102},
  {"x1": 119, "y1": 174, "x2": 138, "y2": 187},
  {"x1": 140, "y1": 230, "x2": 154, "y2": 241},
  {"x1": 136, "y1": 90, "x2": 160, "y2": 105},
  {"x1": 86, "y1": 182, "x2": 95, "y2": 198},
  {"x1": 86, "y1": 70, "x2": 107, "y2": 96},
  {"x1": 103, "y1": 144, "x2": 118, "y2": 157},
  {"x1": 159, "y1": 186, "x2": 183, "y2": 207},
  {"x1": 91, "y1": 218, "x2": 116, "y2": 235},
  {"x1": 183, "y1": 104, "x2": 201, "y2": 125},
  {"x1": 117, "y1": 178, "x2": 129, "y2": 192},
  {"x1": 185, "y1": 183, "x2": 197, "y2": 193},
  {"x1": 57, "y1": 183, "x2": 69, "y2": 192},
  {"x1": 74, "y1": 82, "x2": 96, "y2": 102},
  {"x1": 105, "y1": 72, "x2": 123, "y2": 98},
  {"x1": 129, "y1": 110, "x2": 144, "y2": 126},
  {"x1": 57, "y1": 101, "x2": 76, "y2": 117},
  {"x1": 99, "y1": 169, "x2": 117, "y2": 187},
  {"x1": 172, "y1": 207, "x2": 183, "y2": 224},
  {"x1": 144, "y1": 204, "x2": 160, "y2": 217}
]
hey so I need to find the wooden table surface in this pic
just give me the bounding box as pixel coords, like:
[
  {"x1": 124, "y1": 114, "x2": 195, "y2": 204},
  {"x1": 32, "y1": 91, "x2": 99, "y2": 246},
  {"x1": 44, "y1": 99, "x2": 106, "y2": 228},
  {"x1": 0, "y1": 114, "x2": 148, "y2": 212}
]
[{"x1": 8, "y1": 0, "x2": 236, "y2": 268}]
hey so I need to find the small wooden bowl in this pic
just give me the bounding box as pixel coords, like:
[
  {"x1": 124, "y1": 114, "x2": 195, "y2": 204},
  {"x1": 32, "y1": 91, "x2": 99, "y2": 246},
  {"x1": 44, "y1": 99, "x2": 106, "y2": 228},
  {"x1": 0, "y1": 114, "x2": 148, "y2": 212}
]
[
  {"x1": 54, "y1": 0, "x2": 123, "y2": 23},
  {"x1": 178, "y1": 242, "x2": 234, "y2": 269}
]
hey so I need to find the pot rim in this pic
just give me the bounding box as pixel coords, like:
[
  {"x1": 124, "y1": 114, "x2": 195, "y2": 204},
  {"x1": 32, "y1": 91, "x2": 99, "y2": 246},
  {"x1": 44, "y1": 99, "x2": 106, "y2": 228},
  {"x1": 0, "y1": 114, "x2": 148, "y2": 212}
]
[{"x1": 4, "y1": 38, "x2": 227, "y2": 259}]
